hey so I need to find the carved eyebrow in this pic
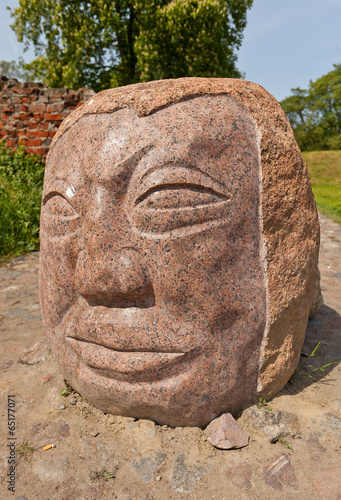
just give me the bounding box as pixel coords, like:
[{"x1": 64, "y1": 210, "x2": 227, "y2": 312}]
[
  {"x1": 42, "y1": 179, "x2": 77, "y2": 204},
  {"x1": 139, "y1": 162, "x2": 222, "y2": 185},
  {"x1": 93, "y1": 143, "x2": 155, "y2": 184},
  {"x1": 133, "y1": 163, "x2": 230, "y2": 203},
  {"x1": 115, "y1": 144, "x2": 154, "y2": 171}
]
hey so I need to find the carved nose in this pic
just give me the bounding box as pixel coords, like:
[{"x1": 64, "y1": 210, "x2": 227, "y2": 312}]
[{"x1": 75, "y1": 248, "x2": 155, "y2": 307}]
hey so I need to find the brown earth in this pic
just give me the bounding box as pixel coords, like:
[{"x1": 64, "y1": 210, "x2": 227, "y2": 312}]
[{"x1": 0, "y1": 213, "x2": 340, "y2": 500}]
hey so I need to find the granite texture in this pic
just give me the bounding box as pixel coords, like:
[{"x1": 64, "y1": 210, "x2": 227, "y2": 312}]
[
  {"x1": 40, "y1": 78, "x2": 319, "y2": 427},
  {"x1": 205, "y1": 413, "x2": 250, "y2": 449}
]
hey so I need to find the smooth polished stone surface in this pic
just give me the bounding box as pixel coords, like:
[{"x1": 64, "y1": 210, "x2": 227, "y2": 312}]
[{"x1": 40, "y1": 78, "x2": 319, "y2": 427}]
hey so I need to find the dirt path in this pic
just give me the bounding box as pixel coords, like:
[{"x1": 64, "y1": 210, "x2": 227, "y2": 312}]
[{"x1": 1, "y1": 213, "x2": 340, "y2": 500}]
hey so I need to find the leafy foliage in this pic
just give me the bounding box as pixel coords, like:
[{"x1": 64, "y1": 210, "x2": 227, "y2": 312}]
[
  {"x1": 9, "y1": 0, "x2": 253, "y2": 91},
  {"x1": 61, "y1": 380, "x2": 75, "y2": 397},
  {"x1": 0, "y1": 144, "x2": 44, "y2": 260},
  {"x1": 281, "y1": 64, "x2": 341, "y2": 151},
  {"x1": 256, "y1": 397, "x2": 271, "y2": 411},
  {"x1": 0, "y1": 57, "x2": 34, "y2": 81},
  {"x1": 135, "y1": 0, "x2": 252, "y2": 81}
]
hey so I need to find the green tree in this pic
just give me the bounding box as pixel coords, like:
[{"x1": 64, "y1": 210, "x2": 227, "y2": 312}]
[
  {"x1": 281, "y1": 64, "x2": 341, "y2": 151},
  {"x1": 135, "y1": 0, "x2": 251, "y2": 81},
  {"x1": 0, "y1": 57, "x2": 33, "y2": 81},
  {"x1": 9, "y1": 0, "x2": 253, "y2": 91}
]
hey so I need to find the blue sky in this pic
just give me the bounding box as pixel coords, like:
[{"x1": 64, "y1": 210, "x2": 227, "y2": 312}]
[{"x1": 1, "y1": 0, "x2": 340, "y2": 102}]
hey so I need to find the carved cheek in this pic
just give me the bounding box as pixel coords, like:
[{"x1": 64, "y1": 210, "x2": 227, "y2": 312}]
[{"x1": 40, "y1": 217, "x2": 80, "y2": 328}]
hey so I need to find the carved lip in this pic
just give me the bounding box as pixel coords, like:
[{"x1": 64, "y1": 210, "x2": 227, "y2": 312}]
[
  {"x1": 66, "y1": 337, "x2": 189, "y2": 381},
  {"x1": 62, "y1": 297, "x2": 198, "y2": 353}
]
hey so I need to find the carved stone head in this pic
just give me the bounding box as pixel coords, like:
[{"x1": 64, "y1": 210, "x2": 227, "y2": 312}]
[{"x1": 40, "y1": 78, "x2": 319, "y2": 427}]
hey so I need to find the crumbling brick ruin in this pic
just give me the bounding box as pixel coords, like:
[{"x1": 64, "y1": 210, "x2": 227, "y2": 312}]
[{"x1": 0, "y1": 75, "x2": 95, "y2": 161}]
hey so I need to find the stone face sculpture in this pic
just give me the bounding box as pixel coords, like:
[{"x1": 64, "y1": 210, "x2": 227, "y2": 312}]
[{"x1": 40, "y1": 78, "x2": 319, "y2": 427}]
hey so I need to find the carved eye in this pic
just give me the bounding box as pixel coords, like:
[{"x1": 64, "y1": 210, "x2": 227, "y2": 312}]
[
  {"x1": 135, "y1": 184, "x2": 227, "y2": 209},
  {"x1": 43, "y1": 194, "x2": 79, "y2": 218},
  {"x1": 131, "y1": 165, "x2": 230, "y2": 212},
  {"x1": 128, "y1": 164, "x2": 232, "y2": 237}
]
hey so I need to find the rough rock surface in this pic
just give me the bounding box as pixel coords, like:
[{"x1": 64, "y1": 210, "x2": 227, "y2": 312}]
[
  {"x1": 244, "y1": 409, "x2": 300, "y2": 442},
  {"x1": 315, "y1": 467, "x2": 341, "y2": 500},
  {"x1": 261, "y1": 454, "x2": 298, "y2": 491},
  {"x1": 40, "y1": 78, "x2": 319, "y2": 426},
  {"x1": 205, "y1": 413, "x2": 250, "y2": 449}
]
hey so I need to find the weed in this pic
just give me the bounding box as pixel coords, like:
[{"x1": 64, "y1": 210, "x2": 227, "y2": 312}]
[
  {"x1": 61, "y1": 379, "x2": 75, "y2": 397},
  {"x1": 257, "y1": 397, "x2": 272, "y2": 411},
  {"x1": 89, "y1": 469, "x2": 116, "y2": 482},
  {"x1": 290, "y1": 342, "x2": 337, "y2": 381},
  {"x1": 16, "y1": 440, "x2": 37, "y2": 461},
  {"x1": 278, "y1": 438, "x2": 293, "y2": 450}
]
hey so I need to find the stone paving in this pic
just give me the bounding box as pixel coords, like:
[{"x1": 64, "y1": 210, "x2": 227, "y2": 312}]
[{"x1": 318, "y1": 214, "x2": 341, "y2": 312}]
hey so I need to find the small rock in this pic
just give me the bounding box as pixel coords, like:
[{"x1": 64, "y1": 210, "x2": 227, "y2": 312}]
[
  {"x1": 25, "y1": 303, "x2": 41, "y2": 311},
  {"x1": 131, "y1": 451, "x2": 167, "y2": 482},
  {"x1": 41, "y1": 373, "x2": 53, "y2": 384},
  {"x1": 261, "y1": 454, "x2": 298, "y2": 491},
  {"x1": 170, "y1": 454, "x2": 207, "y2": 494},
  {"x1": 33, "y1": 455, "x2": 70, "y2": 482},
  {"x1": 12, "y1": 256, "x2": 26, "y2": 264},
  {"x1": 315, "y1": 467, "x2": 341, "y2": 500},
  {"x1": 57, "y1": 485, "x2": 112, "y2": 500},
  {"x1": 0, "y1": 360, "x2": 13, "y2": 370},
  {"x1": 243, "y1": 408, "x2": 300, "y2": 442},
  {"x1": 305, "y1": 432, "x2": 326, "y2": 458},
  {"x1": 28, "y1": 420, "x2": 70, "y2": 447},
  {"x1": 226, "y1": 461, "x2": 252, "y2": 490},
  {"x1": 314, "y1": 413, "x2": 341, "y2": 435},
  {"x1": 1, "y1": 270, "x2": 22, "y2": 279},
  {"x1": 3, "y1": 309, "x2": 40, "y2": 320},
  {"x1": 68, "y1": 397, "x2": 77, "y2": 405},
  {"x1": 113, "y1": 487, "x2": 149, "y2": 500},
  {"x1": 90, "y1": 432, "x2": 99, "y2": 437},
  {"x1": 5, "y1": 497, "x2": 28, "y2": 500},
  {"x1": 18, "y1": 337, "x2": 48, "y2": 365},
  {"x1": 137, "y1": 418, "x2": 156, "y2": 438},
  {"x1": 59, "y1": 404, "x2": 66, "y2": 410},
  {"x1": 205, "y1": 413, "x2": 249, "y2": 449}
]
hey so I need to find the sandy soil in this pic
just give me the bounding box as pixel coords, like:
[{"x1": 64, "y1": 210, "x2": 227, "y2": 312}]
[{"x1": 0, "y1": 213, "x2": 340, "y2": 500}]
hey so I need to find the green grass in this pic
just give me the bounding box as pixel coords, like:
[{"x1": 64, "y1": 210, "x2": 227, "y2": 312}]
[
  {"x1": 0, "y1": 143, "x2": 44, "y2": 260},
  {"x1": 302, "y1": 150, "x2": 341, "y2": 224}
]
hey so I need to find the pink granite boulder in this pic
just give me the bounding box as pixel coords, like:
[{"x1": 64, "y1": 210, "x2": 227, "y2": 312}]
[{"x1": 40, "y1": 78, "x2": 319, "y2": 427}]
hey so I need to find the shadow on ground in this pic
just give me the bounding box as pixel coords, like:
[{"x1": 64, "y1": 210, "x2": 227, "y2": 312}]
[{"x1": 283, "y1": 304, "x2": 341, "y2": 396}]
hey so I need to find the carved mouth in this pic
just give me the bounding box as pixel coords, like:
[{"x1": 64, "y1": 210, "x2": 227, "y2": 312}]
[
  {"x1": 62, "y1": 297, "x2": 194, "y2": 353},
  {"x1": 66, "y1": 337, "x2": 189, "y2": 381}
]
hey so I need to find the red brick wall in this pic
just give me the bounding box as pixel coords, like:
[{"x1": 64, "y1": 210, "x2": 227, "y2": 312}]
[{"x1": 0, "y1": 75, "x2": 95, "y2": 161}]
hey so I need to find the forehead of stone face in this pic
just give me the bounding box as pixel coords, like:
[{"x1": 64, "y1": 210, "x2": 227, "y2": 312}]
[{"x1": 45, "y1": 95, "x2": 259, "y2": 196}]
